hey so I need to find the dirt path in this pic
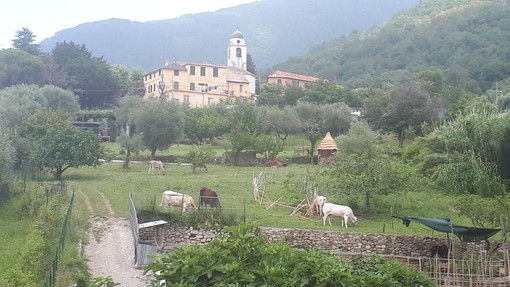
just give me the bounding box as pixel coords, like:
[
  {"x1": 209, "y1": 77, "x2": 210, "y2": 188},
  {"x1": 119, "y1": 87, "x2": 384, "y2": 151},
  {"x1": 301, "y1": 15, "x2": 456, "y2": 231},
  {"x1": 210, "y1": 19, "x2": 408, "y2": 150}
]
[{"x1": 80, "y1": 189, "x2": 152, "y2": 287}]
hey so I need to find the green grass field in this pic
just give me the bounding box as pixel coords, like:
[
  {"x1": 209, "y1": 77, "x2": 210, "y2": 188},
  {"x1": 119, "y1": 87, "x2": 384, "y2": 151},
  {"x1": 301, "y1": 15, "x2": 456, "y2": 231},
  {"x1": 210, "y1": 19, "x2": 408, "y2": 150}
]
[
  {"x1": 0, "y1": 137, "x2": 480, "y2": 277},
  {"x1": 64, "y1": 159, "x2": 465, "y2": 238}
]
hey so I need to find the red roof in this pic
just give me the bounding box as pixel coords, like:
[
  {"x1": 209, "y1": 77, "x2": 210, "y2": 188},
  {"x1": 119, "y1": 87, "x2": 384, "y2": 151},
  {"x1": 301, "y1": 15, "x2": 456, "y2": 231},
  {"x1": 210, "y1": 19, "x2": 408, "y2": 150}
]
[{"x1": 267, "y1": 70, "x2": 319, "y2": 82}]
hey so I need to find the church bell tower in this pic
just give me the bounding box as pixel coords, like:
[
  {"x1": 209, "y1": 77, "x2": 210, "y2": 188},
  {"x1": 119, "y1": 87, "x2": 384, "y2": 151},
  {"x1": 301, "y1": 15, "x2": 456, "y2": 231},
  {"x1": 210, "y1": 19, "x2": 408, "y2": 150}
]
[{"x1": 227, "y1": 28, "x2": 247, "y2": 70}]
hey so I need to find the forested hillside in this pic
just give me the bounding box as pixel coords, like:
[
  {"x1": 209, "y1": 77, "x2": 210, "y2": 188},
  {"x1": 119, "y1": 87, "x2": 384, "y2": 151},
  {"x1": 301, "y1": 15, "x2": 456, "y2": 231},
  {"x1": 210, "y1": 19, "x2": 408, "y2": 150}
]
[
  {"x1": 38, "y1": 0, "x2": 418, "y2": 71},
  {"x1": 273, "y1": 0, "x2": 510, "y2": 93}
]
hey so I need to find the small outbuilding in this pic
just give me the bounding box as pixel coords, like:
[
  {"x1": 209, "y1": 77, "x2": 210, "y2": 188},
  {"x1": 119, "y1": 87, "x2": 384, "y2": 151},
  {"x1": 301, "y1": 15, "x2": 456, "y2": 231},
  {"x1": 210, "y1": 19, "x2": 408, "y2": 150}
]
[{"x1": 317, "y1": 132, "x2": 337, "y2": 164}]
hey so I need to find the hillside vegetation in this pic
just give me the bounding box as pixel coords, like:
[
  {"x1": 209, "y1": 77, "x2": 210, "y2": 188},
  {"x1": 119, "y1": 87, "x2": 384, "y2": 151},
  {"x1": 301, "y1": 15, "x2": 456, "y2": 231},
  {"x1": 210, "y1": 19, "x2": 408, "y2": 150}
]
[{"x1": 274, "y1": 0, "x2": 510, "y2": 93}]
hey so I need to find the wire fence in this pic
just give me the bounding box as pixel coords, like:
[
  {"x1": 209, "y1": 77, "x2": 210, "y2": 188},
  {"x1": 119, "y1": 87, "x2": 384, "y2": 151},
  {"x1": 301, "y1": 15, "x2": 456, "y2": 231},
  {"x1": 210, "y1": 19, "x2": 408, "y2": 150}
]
[{"x1": 43, "y1": 187, "x2": 74, "y2": 287}]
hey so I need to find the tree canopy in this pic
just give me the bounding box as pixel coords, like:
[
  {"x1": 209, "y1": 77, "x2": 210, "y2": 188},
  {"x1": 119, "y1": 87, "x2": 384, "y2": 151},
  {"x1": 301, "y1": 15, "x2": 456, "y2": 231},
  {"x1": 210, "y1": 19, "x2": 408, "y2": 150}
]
[{"x1": 32, "y1": 124, "x2": 104, "y2": 179}]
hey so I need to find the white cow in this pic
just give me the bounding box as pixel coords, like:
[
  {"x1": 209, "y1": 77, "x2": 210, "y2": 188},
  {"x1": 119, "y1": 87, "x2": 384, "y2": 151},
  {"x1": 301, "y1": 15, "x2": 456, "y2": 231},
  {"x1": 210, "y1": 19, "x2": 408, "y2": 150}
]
[
  {"x1": 159, "y1": 190, "x2": 197, "y2": 212},
  {"x1": 322, "y1": 203, "x2": 357, "y2": 228},
  {"x1": 148, "y1": 160, "x2": 166, "y2": 175},
  {"x1": 312, "y1": 195, "x2": 327, "y2": 216}
]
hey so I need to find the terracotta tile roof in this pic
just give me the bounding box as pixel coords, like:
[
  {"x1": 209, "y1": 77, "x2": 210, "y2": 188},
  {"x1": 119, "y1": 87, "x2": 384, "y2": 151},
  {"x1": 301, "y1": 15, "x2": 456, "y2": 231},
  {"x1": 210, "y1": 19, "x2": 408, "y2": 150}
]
[
  {"x1": 317, "y1": 132, "x2": 338, "y2": 151},
  {"x1": 268, "y1": 70, "x2": 319, "y2": 82}
]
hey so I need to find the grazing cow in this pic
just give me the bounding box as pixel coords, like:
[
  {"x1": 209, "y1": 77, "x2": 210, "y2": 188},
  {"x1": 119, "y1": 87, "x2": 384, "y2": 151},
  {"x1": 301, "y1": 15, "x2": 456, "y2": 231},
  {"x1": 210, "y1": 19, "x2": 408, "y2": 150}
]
[
  {"x1": 191, "y1": 162, "x2": 208, "y2": 172},
  {"x1": 148, "y1": 160, "x2": 166, "y2": 175},
  {"x1": 323, "y1": 203, "x2": 357, "y2": 228},
  {"x1": 159, "y1": 190, "x2": 196, "y2": 211},
  {"x1": 312, "y1": 195, "x2": 327, "y2": 216},
  {"x1": 266, "y1": 159, "x2": 286, "y2": 168},
  {"x1": 199, "y1": 187, "x2": 221, "y2": 208}
]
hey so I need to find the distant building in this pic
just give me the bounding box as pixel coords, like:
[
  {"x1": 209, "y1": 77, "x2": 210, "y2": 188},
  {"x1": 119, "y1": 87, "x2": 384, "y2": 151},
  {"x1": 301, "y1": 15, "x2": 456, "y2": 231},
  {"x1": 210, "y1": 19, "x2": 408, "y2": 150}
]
[
  {"x1": 266, "y1": 70, "x2": 319, "y2": 88},
  {"x1": 142, "y1": 29, "x2": 256, "y2": 107}
]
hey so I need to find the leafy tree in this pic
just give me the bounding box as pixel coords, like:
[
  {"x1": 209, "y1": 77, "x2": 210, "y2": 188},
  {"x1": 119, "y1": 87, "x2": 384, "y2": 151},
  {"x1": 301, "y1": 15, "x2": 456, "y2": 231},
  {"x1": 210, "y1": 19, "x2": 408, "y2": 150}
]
[
  {"x1": 50, "y1": 41, "x2": 120, "y2": 108},
  {"x1": 186, "y1": 144, "x2": 215, "y2": 172},
  {"x1": 433, "y1": 112, "x2": 506, "y2": 196},
  {"x1": 0, "y1": 84, "x2": 47, "y2": 132},
  {"x1": 0, "y1": 49, "x2": 46, "y2": 89},
  {"x1": 12, "y1": 28, "x2": 40, "y2": 55},
  {"x1": 227, "y1": 105, "x2": 263, "y2": 153},
  {"x1": 116, "y1": 129, "x2": 144, "y2": 169},
  {"x1": 320, "y1": 122, "x2": 412, "y2": 212},
  {"x1": 0, "y1": 120, "x2": 15, "y2": 192},
  {"x1": 322, "y1": 102, "x2": 352, "y2": 137},
  {"x1": 282, "y1": 85, "x2": 306, "y2": 106},
  {"x1": 110, "y1": 65, "x2": 146, "y2": 97},
  {"x1": 302, "y1": 79, "x2": 346, "y2": 105},
  {"x1": 379, "y1": 83, "x2": 436, "y2": 147},
  {"x1": 294, "y1": 102, "x2": 324, "y2": 163},
  {"x1": 452, "y1": 194, "x2": 510, "y2": 229},
  {"x1": 259, "y1": 106, "x2": 300, "y2": 140},
  {"x1": 115, "y1": 95, "x2": 145, "y2": 167},
  {"x1": 135, "y1": 99, "x2": 184, "y2": 158},
  {"x1": 247, "y1": 53, "x2": 257, "y2": 76},
  {"x1": 21, "y1": 110, "x2": 72, "y2": 139},
  {"x1": 32, "y1": 124, "x2": 104, "y2": 179},
  {"x1": 40, "y1": 85, "x2": 80, "y2": 118},
  {"x1": 257, "y1": 83, "x2": 284, "y2": 107},
  {"x1": 184, "y1": 107, "x2": 228, "y2": 145},
  {"x1": 253, "y1": 134, "x2": 285, "y2": 159}
]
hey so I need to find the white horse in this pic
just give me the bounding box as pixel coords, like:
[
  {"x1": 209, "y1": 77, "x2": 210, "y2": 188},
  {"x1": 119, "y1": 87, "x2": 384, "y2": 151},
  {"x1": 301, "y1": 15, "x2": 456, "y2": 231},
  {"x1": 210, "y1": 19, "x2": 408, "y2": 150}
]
[{"x1": 148, "y1": 160, "x2": 166, "y2": 175}]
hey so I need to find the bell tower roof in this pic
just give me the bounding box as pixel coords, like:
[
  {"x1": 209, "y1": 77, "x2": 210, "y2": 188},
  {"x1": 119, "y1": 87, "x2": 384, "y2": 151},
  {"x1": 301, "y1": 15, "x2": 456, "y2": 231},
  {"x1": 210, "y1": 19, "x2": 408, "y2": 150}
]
[{"x1": 231, "y1": 29, "x2": 244, "y2": 39}]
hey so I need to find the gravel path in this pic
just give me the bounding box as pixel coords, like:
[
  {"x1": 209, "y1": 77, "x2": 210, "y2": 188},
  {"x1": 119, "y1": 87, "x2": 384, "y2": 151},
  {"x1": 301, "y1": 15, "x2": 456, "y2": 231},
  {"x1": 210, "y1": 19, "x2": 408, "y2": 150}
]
[{"x1": 82, "y1": 189, "x2": 154, "y2": 287}]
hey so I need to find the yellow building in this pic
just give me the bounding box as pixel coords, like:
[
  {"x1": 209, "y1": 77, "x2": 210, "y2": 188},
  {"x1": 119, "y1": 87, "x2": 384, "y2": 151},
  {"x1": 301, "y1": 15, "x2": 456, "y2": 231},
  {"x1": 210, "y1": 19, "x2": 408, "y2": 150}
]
[{"x1": 143, "y1": 29, "x2": 256, "y2": 107}]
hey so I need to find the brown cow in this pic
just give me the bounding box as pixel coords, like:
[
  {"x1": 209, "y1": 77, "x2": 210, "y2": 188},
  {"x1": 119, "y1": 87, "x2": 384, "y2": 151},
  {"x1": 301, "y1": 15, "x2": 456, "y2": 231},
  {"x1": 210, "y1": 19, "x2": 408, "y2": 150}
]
[
  {"x1": 199, "y1": 187, "x2": 221, "y2": 208},
  {"x1": 159, "y1": 190, "x2": 196, "y2": 211}
]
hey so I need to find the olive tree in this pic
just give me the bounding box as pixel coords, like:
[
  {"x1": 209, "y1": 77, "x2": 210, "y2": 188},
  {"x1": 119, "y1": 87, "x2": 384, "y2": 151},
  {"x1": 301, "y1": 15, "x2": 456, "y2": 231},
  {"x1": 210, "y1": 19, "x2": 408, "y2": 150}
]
[{"x1": 135, "y1": 99, "x2": 184, "y2": 158}]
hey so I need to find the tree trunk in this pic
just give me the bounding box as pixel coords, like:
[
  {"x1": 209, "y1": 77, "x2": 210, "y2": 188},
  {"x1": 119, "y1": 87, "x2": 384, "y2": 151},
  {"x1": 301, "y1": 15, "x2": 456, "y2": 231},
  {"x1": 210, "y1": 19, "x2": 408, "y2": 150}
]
[
  {"x1": 123, "y1": 147, "x2": 131, "y2": 169},
  {"x1": 398, "y1": 129, "x2": 405, "y2": 148}
]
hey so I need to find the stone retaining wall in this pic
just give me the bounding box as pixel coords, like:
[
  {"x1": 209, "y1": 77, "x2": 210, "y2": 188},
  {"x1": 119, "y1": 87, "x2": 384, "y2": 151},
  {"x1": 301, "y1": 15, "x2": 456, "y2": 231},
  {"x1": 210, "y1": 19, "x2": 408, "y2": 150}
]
[{"x1": 138, "y1": 226, "x2": 480, "y2": 257}]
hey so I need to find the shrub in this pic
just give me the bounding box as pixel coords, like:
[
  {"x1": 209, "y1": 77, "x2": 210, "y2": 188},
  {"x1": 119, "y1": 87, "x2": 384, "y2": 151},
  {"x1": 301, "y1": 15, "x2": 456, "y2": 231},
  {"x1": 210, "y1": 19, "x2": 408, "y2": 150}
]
[{"x1": 146, "y1": 223, "x2": 435, "y2": 287}]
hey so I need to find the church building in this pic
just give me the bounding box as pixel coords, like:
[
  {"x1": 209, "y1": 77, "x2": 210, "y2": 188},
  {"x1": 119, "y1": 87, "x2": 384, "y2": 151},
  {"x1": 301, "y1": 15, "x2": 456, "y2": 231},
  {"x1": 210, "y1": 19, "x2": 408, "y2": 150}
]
[{"x1": 142, "y1": 29, "x2": 256, "y2": 107}]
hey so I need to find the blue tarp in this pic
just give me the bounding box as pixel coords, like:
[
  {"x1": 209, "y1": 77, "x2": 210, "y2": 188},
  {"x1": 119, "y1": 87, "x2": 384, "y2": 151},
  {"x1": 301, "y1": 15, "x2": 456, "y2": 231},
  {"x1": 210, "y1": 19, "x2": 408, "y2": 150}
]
[{"x1": 393, "y1": 216, "x2": 501, "y2": 242}]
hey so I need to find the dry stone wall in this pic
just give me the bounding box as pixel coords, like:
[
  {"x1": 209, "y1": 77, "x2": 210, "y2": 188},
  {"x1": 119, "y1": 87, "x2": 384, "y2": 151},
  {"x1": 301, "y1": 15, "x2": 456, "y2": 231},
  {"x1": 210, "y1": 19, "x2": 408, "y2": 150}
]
[{"x1": 138, "y1": 226, "x2": 478, "y2": 257}]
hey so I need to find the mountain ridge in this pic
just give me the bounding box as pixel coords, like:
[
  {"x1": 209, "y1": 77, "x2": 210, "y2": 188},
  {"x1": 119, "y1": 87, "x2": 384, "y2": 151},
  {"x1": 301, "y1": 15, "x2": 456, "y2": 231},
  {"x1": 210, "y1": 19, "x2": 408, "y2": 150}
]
[{"x1": 39, "y1": 0, "x2": 419, "y2": 72}]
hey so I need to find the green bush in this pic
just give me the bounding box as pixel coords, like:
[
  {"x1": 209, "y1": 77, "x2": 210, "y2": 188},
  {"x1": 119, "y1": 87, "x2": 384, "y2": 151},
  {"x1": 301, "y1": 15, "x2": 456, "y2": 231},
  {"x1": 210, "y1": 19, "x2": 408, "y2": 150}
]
[{"x1": 146, "y1": 223, "x2": 435, "y2": 287}]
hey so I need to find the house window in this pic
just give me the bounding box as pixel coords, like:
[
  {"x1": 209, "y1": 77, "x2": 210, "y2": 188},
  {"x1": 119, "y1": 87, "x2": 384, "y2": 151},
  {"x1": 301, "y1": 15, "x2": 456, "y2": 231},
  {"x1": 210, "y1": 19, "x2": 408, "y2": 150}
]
[
  {"x1": 277, "y1": 79, "x2": 282, "y2": 85},
  {"x1": 213, "y1": 67, "x2": 218, "y2": 77},
  {"x1": 158, "y1": 70, "x2": 161, "y2": 75},
  {"x1": 292, "y1": 80, "x2": 299, "y2": 87},
  {"x1": 190, "y1": 83, "x2": 195, "y2": 91},
  {"x1": 183, "y1": 95, "x2": 190, "y2": 103},
  {"x1": 236, "y1": 47, "x2": 241, "y2": 57},
  {"x1": 174, "y1": 69, "x2": 179, "y2": 76},
  {"x1": 208, "y1": 97, "x2": 214, "y2": 105},
  {"x1": 200, "y1": 66, "x2": 206, "y2": 76},
  {"x1": 240, "y1": 85, "x2": 243, "y2": 93},
  {"x1": 173, "y1": 81, "x2": 179, "y2": 90},
  {"x1": 190, "y1": 66, "x2": 195, "y2": 75}
]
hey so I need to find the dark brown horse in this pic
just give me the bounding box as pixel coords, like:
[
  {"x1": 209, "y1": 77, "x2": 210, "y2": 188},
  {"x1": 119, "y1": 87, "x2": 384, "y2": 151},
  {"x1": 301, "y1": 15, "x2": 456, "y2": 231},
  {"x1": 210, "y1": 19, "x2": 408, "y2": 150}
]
[{"x1": 199, "y1": 187, "x2": 221, "y2": 208}]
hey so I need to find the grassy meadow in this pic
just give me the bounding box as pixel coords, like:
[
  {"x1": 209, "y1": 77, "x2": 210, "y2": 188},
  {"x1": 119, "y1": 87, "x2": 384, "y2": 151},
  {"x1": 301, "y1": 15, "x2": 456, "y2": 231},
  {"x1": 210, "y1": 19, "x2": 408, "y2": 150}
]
[
  {"x1": 0, "y1": 137, "x2": 476, "y2": 277},
  {"x1": 65, "y1": 150, "x2": 465, "y2": 237}
]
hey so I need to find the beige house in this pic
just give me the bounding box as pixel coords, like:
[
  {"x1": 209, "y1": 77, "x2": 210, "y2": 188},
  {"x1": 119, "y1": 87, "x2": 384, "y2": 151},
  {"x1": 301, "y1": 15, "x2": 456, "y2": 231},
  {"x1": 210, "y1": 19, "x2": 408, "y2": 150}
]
[
  {"x1": 143, "y1": 29, "x2": 256, "y2": 107},
  {"x1": 266, "y1": 70, "x2": 319, "y2": 88}
]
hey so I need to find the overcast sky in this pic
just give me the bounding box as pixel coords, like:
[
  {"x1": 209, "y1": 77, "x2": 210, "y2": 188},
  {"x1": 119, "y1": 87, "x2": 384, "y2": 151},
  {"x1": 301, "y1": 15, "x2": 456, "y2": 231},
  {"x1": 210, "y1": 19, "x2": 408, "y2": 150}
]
[{"x1": 1, "y1": 0, "x2": 257, "y2": 49}]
